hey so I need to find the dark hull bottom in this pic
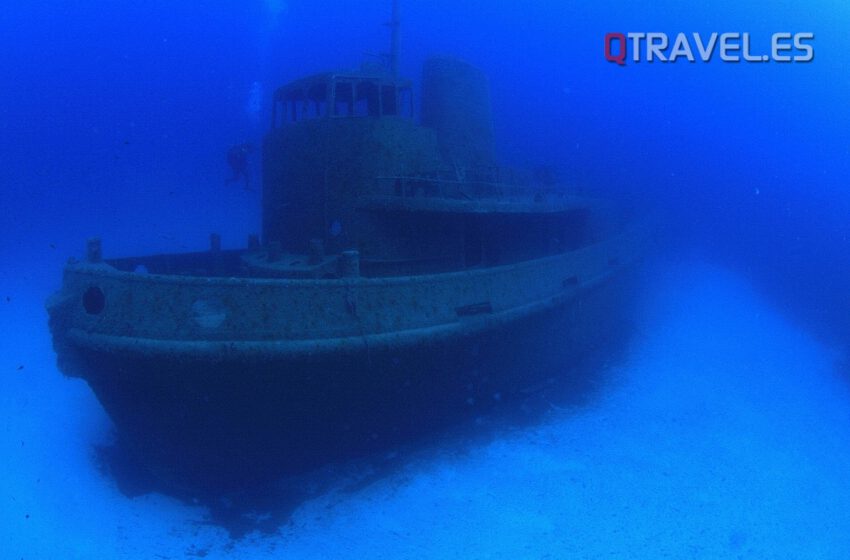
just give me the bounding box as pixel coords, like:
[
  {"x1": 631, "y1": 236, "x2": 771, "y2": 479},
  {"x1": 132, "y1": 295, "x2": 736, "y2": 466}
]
[{"x1": 73, "y1": 274, "x2": 637, "y2": 490}]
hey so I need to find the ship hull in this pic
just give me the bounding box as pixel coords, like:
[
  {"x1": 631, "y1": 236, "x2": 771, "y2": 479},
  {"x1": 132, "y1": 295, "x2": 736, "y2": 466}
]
[{"x1": 47, "y1": 234, "x2": 643, "y2": 487}]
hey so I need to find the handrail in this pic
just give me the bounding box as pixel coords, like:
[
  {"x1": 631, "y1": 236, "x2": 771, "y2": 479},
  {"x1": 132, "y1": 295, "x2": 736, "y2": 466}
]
[{"x1": 374, "y1": 168, "x2": 564, "y2": 201}]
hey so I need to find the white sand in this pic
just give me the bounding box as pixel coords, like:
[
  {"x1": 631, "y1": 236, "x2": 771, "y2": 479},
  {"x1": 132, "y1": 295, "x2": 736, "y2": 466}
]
[{"x1": 2, "y1": 261, "x2": 850, "y2": 559}]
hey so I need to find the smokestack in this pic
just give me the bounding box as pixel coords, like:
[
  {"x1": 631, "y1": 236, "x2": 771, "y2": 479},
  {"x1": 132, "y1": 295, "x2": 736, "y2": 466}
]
[{"x1": 421, "y1": 57, "x2": 496, "y2": 169}]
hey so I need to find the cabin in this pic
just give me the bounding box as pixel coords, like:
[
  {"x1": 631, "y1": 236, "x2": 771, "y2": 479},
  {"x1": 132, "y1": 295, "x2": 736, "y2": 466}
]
[{"x1": 258, "y1": 56, "x2": 592, "y2": 279}]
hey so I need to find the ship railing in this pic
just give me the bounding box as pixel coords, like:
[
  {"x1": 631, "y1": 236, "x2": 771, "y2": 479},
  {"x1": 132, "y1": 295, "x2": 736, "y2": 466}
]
[{"x1": 375, "y1": 166, "x2": 543, "y2": 201}]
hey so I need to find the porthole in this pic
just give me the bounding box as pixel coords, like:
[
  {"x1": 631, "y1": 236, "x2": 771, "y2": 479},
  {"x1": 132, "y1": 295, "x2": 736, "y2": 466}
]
[{"x1": 191, "y1": 298, "x2": 227, "y2": 329}]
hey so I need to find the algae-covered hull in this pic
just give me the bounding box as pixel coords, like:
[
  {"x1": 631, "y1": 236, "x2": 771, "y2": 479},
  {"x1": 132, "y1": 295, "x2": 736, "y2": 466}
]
[{"x1": 47, "y1": 233, "x2": 641, "y2": 486}]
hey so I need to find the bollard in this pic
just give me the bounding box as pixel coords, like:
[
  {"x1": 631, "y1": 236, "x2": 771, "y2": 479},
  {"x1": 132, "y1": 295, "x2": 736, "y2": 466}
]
[
  {"x1": 308, "y1": 238, "x2": 325, "y2": 265},
  {"x1": 340, "y1": 250, "x2": 360, "y2": 277},
  {"x1": 267, "y1": 241, "x2": 282, "y2": 262}
]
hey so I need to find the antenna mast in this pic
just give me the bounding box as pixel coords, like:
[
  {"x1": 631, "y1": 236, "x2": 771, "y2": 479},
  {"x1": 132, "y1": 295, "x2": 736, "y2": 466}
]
[{"x1": 388, "y1": 0, "x2": 400, "y2": 77}]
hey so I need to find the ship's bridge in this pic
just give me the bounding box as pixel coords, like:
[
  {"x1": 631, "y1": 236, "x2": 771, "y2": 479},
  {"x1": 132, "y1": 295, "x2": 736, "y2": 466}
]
[{"x1": 272, "y1": 69, "x2": 414, "y2": 127}]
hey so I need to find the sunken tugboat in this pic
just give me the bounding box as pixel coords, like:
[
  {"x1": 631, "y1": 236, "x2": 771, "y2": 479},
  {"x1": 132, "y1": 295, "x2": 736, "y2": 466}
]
[{"x1": 47, "y1": 33, "x2": 643, "y2": 487}]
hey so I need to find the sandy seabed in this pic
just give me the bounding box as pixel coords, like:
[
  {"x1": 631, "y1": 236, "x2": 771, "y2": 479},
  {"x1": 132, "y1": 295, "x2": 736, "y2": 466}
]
[{"x1": 2, "y1": 260, "x2": 849, "y2": 559}]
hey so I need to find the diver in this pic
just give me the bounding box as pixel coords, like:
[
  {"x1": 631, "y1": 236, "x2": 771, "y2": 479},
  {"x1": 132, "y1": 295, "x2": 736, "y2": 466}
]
[{"x1": 226, "y1": 142, "x2": 254, "y2": 191}]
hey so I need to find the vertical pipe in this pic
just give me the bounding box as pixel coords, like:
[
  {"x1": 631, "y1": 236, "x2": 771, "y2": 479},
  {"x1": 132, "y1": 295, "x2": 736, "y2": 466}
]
[
  {"x1": 86, "y1": 238, "x2": 102, "y2": 263},
  {"x1": 389, "y1": 0, "x2": 400, "y2": 78},
  {"x1": 209, "y1": 233, "x2": 221, "y2": 253}
]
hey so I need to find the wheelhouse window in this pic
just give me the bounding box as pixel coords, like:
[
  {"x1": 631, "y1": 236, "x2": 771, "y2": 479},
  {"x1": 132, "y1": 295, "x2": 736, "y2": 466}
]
[
  {"x1": 306, "y1": 82, "x2": 328, "y2": 118},
  {"x1": 354, "y1": 81, "x2": 380, "y2": 117},
  {"x1": 334, "y1": 81, "x2": 354, "y2": 116},
  {"x1": 272, "y1": 75, "x2": 415, "y2": 127}
]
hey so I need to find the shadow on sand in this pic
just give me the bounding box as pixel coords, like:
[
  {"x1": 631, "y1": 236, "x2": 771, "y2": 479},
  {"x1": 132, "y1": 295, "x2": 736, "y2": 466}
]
[{"x1": 93, "y1": 325, "x2": 635, "y2": 540}]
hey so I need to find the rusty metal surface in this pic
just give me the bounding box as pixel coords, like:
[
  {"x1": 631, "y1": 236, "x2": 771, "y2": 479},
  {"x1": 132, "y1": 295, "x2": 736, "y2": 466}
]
[{"x1": 48, "y1": 228, "x2": 641, "y2": 350}]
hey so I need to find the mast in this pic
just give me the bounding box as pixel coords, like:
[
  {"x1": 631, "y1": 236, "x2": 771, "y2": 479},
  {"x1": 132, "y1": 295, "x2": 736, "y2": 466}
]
[{"x1": 388, "y1": 0, "x2": 400, "y2": 78}]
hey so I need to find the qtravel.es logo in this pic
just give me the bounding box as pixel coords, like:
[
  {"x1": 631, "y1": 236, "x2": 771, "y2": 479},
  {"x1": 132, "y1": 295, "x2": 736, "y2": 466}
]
[{"x1": 604, "y1": 32, "x2": 815, "y2": 66}]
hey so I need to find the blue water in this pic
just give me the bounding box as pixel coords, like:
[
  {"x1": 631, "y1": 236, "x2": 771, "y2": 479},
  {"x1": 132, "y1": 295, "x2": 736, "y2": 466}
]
[{"x1": 2, "y1": 1, "x2": 849, "y2": 557}]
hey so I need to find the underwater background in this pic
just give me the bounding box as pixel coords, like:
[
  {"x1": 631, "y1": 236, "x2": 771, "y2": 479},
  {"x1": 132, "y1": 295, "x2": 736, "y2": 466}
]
[{"x1": 1, "y1": 0, "x2": 849, "y2": 558}]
